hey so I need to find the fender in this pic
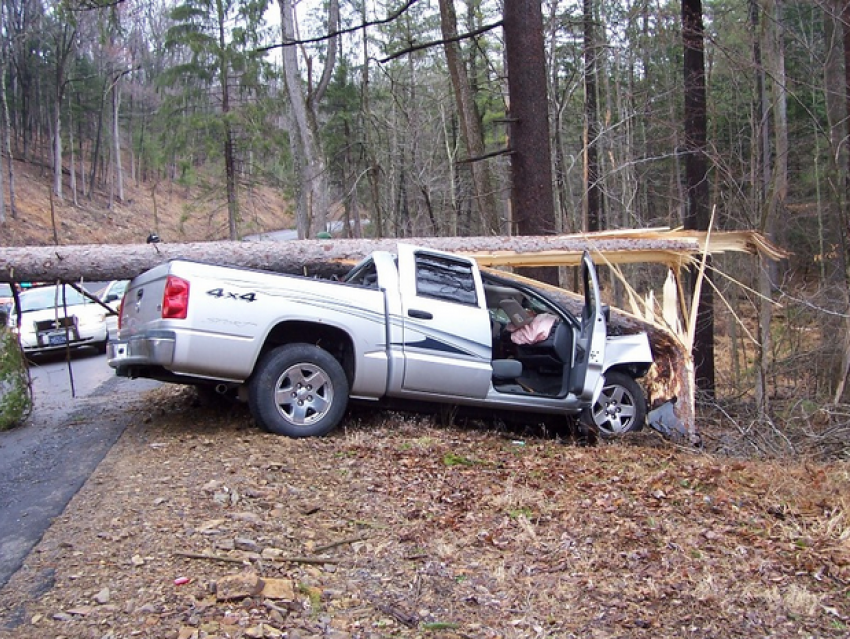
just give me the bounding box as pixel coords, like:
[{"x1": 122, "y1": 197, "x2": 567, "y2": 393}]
[
  {"x1": 588, "y1": 333, "x2": 654, "y2": 403},
  {"x1": 602, "y1": 333, "x2": 653, "y2": 371}
]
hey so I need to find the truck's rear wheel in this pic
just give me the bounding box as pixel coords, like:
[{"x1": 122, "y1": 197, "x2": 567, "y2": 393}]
[
  {"x1": 249, "y1": 344, "x2": 349, "y2": 437},
  {"x1": 580, "y1": 371, "x2": 646, "y2": 438}
]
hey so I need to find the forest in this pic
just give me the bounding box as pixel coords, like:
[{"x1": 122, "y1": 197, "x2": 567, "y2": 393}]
[{"x1": 0, "y1": 0, "x2": 848, "y2": 455}]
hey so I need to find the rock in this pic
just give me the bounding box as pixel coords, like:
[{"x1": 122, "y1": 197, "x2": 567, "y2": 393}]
[
  {"x1": 198, "y1": 518, "x2": 226, "y2": 533},
  {"x1": 94, "y1": 587, "x2": 111, "y2": 604},
  {"x1": 215, "y1": 539, "x2": 236, "y2": 551},
  {"x1": 202, "y1": 480, "x2": 222, "y2": 493},
  {"x1": 235, "y1": 538, "x2": 260, "y2": 552},
  {"x1": 261, "y1": 547, "x2": 284, "y2": 560},
  {"x1": 232, "y1": 511, "x2": 262, "y2": 524},
  {"x1": 214, "y1": 572, "x2": 264, "y2": 601},
  {"x1": 131, "y1": 554, "x2": 145, "y2": 566},
  {"x1": 260, "y1": 578, "x2": 295, "y2": 601},
  {"x1": 268, "y1": 608, "x2": 287, "y2": 625}
]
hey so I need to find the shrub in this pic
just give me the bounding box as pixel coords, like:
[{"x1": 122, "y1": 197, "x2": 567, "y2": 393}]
[{"x1": 0, "y1": 327, "x2": 31, "y2": 430}]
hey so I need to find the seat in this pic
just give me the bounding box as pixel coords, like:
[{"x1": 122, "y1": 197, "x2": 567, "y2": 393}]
[
  {"x1": 513, "y1": 319, "x2": 572, "y2": 376},
  {"x1": 499, "y1": 298, "x2": 533, "y2": 328},
  {"x1": 492, "y1": 359, "x2": 522, "y2": 380}
]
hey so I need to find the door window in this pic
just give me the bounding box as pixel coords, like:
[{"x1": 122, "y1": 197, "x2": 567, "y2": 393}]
[{"x1": 415, "y1": 254, "x2": 478, "y2": 306}]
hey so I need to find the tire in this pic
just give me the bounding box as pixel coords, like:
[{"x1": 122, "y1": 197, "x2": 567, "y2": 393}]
[
  {"x1": 248, "y1": 344, "x2": 349, "y2": 437},
  {"x1": 581, "y1": 371, "x2": 646, "y2": 438}
]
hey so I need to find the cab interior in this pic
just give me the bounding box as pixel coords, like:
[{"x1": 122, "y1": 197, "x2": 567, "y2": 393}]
[{"x1": 482, "y1": 278, "x2": 577, "y2": 398}]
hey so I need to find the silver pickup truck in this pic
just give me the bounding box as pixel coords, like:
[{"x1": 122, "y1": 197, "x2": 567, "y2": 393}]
[{"x1": 108, "y1": 244, "x2": 653, "y2": 438}]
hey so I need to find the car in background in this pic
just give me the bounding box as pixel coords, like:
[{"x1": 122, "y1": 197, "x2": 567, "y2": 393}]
[
  {"x1": 7, "y1": 283, "x2": 111, "y2": 355},
  {"x1": 98, "y1": 280, "x2": 128, "y2": 339}
]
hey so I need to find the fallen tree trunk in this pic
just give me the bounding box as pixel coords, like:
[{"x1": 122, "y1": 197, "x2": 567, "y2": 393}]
[{"x1": 0, "y1": 229, "x2": 782, "y2": 283}]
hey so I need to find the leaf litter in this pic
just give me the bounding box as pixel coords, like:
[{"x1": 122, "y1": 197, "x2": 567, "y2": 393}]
[{"x1": 0, "y1": 386, "x2": 848, "y2": 638}]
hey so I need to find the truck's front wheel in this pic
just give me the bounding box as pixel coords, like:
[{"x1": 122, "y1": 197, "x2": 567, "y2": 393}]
[
  {"x1": 580, "y1": 371, "x2": 646, "y2": 438},
  {"x1": 249, "y1": 344, "x2": 349, "y2": 437}
]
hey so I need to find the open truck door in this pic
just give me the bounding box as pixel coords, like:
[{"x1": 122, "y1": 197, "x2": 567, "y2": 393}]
[{"x1": 569, "y1": 252, "x2": 607, "y2": 401}]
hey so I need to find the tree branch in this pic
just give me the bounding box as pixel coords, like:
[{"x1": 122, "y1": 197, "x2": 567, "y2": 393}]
[
  {"x1": 255, "y1": 0, "x2": 420, "y2": 53},
  {"x1": 455, "y1": 146, "x2": 514, "y2": 164},
  {"x1": 380, "y1": 20, "x2": 503, "y2": 63}
]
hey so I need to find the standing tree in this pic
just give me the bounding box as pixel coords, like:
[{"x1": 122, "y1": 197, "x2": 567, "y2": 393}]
[
  {"x1": 681, "y1": 0, "x2": 714, "y2": 394},
  {"x1": 46, "y1": 6, "x2": 77, "y2": 200},
  {"x1": 503, "y1": 0, "x2": 557, "y2": 284},
  {"x1": 278, "y1": 0, "x2": 338, "y2": 239},
  {"x1": 438, "y1": 0, "x2": 502, "y2": 235},
  {"x1": 582, "y1": 0, "x2": 602, "y2": 232}
]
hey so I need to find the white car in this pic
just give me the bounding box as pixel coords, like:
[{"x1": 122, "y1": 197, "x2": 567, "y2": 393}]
[
  {"x1": 98, "y1": 280, "x2": 129, "y2": 339},
  {"x1": 8, "y1": 284, "x2": 110, "y2": 355}
]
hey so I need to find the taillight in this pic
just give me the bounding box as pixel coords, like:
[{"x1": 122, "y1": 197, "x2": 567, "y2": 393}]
[{"x1": 162, "y1": 276, "x2": 190, "y2": 319}]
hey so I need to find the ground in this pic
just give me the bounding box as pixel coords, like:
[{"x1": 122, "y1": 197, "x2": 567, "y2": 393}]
[
  {"x1": 0, "y1": 387, "x2": 848, "y2": 638},
  {"x1": 1, "y1": 159, "x2": 850, "y2": 637}
]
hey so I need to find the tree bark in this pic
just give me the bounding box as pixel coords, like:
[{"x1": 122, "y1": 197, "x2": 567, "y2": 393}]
[
  {"x1": 0, "y1": 46, "x2": 12, "y2": 219},
  {"x1": 503, "y1": 0, "x2": 557, "y2": 284},
  {"x1": 278, "y1": 0, "x2": 332, "y2": 239},
  {"x1": 217, "y1": 0, "x2": 238, "y2": 240},
  {"x1": 0, "y1": 230, "x2": 779, "y2": 282},
  {"x1": 681, "y1": 0, "x2": 715, "y2": 394},
  {"x1": 583, "y1": 0, "x2": 602, "y2": 232},
  {"x1": 112, "y1": 76, "x2": 125, "y2": 204}
]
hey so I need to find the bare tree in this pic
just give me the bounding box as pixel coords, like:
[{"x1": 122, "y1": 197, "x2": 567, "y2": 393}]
[
  {"x1": 438, "y1": 0, "x2": 502, "y2": 235},
  {"x1": 49, "y1": 18, "x2": 77, "y2": 200},
  {"x1": 278, "y1": 0, "x2": 337, "y2": 239}
]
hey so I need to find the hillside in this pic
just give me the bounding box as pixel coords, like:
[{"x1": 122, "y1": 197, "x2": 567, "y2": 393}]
[{"x1": 0, "y1": 159, "x2": 292, "y2": 247}]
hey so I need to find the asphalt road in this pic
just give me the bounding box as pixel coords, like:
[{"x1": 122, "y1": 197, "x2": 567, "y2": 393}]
[{"x1": 0, "y1": 348, "x2": 159, "y2": 588}]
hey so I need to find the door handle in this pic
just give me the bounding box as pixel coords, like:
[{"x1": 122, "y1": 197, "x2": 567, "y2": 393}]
[{"x1": 408, "y1": 309, "x2": 433, "y2": 320}]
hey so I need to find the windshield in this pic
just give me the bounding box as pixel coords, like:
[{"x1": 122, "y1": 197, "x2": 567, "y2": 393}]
[
  {"x1": 0, "y1": 283, "x2": 11, "y2": 298},
  {"x1": 19, "y1": 285, "x2": 88, "y2": 313}
]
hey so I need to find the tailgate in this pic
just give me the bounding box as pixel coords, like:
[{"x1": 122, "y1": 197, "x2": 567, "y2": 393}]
[{"x1": 118, "y1": 264, "x2": 171, "y2": 335}]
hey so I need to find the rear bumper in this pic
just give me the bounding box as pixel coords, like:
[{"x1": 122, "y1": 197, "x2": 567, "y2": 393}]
[{"x1": 107, "y1": 331, "x2": 176, "y2": 369}]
